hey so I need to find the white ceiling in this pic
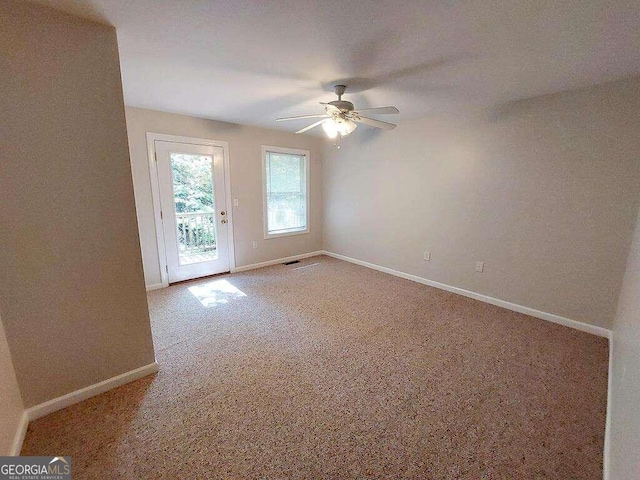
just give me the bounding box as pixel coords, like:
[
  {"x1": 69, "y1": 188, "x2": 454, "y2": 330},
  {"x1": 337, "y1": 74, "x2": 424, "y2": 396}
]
[{"x1": 35, "y1": 0, "x2": 640, "y2": 132}]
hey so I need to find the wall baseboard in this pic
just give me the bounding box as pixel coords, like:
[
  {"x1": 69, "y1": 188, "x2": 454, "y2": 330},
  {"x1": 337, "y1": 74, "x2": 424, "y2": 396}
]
[
  {"x1": 146, "y1": 283, "x2": 165, "y2": 292},
  {"x1": 232, "y1": 251, "x2": 324, "y2": 273},
  {"x1": 322, "y1": 251, "x2": 611, "y2": 339},
  {"x1": 9, "y1": 411, "x2": 29, "y2": 456},
  {"x1": 26, "y1": 362, "x2": 159, "y2": 422}
]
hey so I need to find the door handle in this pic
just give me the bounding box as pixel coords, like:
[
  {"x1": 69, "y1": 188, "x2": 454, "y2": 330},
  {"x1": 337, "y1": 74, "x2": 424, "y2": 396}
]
[
  {"x1": 221, "y1": 219, "x2": 228, "y2": 224},
  {"x1": 220, "y1": 211, "x2": 226, "y2": 215}
]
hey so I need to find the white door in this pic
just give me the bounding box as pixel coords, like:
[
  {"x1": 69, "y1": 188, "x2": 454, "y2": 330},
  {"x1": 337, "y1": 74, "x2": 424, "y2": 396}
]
[{"x1": 155, "y1": 140, "x2": 230, "y2": 283}]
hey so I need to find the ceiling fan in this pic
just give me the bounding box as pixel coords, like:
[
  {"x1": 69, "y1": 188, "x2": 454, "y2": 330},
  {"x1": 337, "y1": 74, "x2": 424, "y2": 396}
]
[{"x1": 276, "y1": 85, "x2": 399, "y2": 140}]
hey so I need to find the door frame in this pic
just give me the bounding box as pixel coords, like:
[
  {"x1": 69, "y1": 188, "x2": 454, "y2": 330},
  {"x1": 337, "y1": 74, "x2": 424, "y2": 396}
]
[{"x1": 146, "y1": 132, "x2": 235, "y2": 288}]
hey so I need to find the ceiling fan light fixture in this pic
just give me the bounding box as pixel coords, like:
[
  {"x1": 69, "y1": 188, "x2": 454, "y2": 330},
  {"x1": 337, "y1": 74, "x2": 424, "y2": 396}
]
[
  {"x1": 338, "y1": 119, "x2": 357, "y2": 136},
  {"x1": 322, "y1": 119, "x2": 339, "y2": 138},
  {"x1": 322, "y1": 117, "x2": 357, "y2": 139}
]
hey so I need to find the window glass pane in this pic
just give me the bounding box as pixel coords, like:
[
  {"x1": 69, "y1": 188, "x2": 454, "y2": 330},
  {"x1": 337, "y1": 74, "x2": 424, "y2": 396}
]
[{"x1": 266, "y1": 151, "x2": 307, "y2": 234}]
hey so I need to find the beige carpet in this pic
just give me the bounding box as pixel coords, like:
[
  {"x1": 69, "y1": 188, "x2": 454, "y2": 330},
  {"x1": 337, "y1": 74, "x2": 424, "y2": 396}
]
[{"x1": 22, "y1": 255, "x2": 608, "y2": 479}]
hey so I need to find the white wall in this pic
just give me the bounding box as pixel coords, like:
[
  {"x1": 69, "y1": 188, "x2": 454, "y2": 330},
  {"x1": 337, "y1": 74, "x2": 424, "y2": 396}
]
[
  {"x1": 323, "y1": 77, "x2": 640, "y2": 329},
  {"x1": 0, "y1": 1, "x2": 155, "y2": 407},
  {"x1": 0, "y1": 312, "x2": 24, "y2": 455},
  {"x1": 125, "y1": 107, "x2": 324, "y2": 287},
  {"x1": 608, "y1": 202, "x2": 640, "y2": 478}
]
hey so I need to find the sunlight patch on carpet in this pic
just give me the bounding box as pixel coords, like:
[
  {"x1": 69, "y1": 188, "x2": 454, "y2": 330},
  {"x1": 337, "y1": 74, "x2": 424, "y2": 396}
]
[{"x1": 188, "y1": 279, "x2": 247, "y2": 307}]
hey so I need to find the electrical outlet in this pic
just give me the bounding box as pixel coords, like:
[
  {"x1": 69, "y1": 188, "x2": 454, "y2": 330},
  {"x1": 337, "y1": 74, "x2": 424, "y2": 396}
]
[
  {"x1": 233, "y1": 198, "x2": 239, "y2": 207},
  {"x1": 476, "y1": 261, "x2": 484, "y2": 273},
  {"x1": 252, "y1": 241, "x2": 258, "y2": 249},
  {"x1": 423, "y1": 251, "x2": 431, "y2": 261}
]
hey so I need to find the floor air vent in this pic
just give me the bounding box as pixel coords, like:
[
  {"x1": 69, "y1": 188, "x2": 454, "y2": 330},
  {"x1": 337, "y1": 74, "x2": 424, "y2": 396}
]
[{"x1": 283, "y1": 260, "x2": 300, "y2": 266}]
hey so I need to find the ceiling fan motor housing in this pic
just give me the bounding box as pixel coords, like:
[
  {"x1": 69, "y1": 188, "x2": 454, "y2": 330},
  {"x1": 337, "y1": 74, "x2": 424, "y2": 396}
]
[{"x1": 328, "y1": 100, "x2": 354, "y2": 112}]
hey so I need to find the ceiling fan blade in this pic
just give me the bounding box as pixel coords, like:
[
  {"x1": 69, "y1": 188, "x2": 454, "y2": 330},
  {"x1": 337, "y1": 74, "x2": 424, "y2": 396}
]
[
  {"x1": 295, "y1": 118, "x2": 329, "y2": 134},
  {"x1": 277, "y1": 114, "x2": 329, "y2": 122},
  {"x1": 351, "y1": 106, "x2": 399, "y2": 115},
  {"x1": 352, "y1": 115, "x2": 396, "y2": 130}
]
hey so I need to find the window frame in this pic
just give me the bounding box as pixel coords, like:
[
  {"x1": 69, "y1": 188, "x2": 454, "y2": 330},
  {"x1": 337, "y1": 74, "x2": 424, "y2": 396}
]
[{"x1": 262, "y1": 145, "x2": 311, "y2": 239}]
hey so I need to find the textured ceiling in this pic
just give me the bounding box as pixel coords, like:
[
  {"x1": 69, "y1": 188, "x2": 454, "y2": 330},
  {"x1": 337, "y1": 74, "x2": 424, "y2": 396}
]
[{"x1": 32, "y1": 0, "x2": 640, "y2": 132}]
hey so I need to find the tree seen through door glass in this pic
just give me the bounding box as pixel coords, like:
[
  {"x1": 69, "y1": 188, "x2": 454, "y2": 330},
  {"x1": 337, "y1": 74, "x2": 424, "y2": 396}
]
[{"x1": 170, "y1": 153, "x2": 219, "y2": 265}]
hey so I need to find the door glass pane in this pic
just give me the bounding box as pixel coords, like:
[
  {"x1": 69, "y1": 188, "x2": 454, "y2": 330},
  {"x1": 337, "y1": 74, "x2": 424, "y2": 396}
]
[{"x1": 170, "y1": 153, "x2": 218, "y2": 265}]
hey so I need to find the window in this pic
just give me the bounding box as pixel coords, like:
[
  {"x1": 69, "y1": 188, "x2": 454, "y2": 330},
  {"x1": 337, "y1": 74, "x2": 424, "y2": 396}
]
[{"x1": 262, "y1": 146, "x2": 310, "y2": 238}]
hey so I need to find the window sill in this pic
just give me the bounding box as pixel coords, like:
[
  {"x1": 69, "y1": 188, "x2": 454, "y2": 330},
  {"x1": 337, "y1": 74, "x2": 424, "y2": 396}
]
[{"x1": 264, "y1": 228, "x2": 310, "y2": 240}]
